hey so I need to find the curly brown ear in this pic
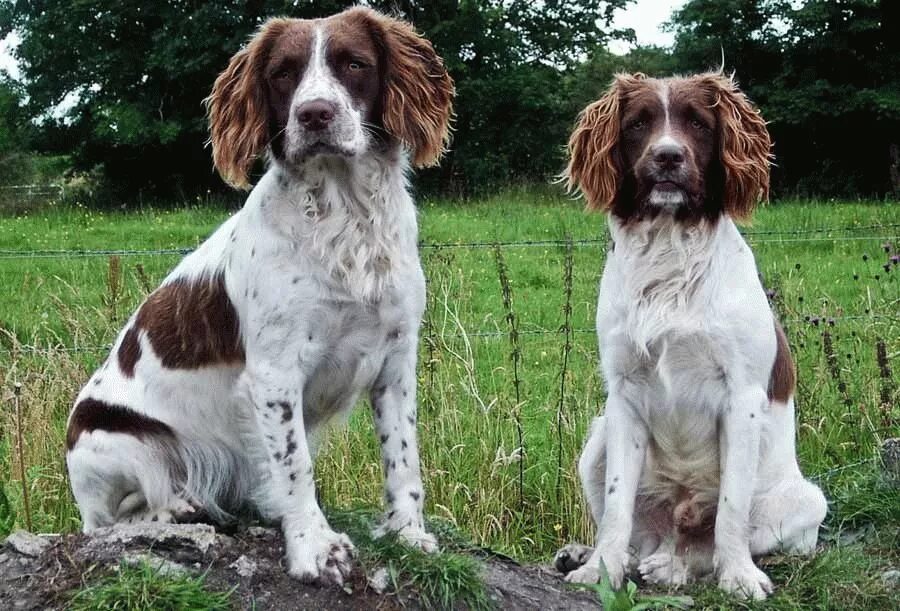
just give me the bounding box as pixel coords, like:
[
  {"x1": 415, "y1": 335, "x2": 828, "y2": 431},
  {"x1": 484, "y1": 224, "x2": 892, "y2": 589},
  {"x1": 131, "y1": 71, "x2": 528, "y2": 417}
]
[
  {"x1": 696, "y1": 73, "x2": 772, "y2": 220},
  {"x1": 206, "y1": 20, "x2": 287, "y2": 190},
  {"x1": 373, "y1": 13, "x2": 454, "y2": 167},
  {"x1": 565, "y1": 74, "x2": 642, "y2": 212}
]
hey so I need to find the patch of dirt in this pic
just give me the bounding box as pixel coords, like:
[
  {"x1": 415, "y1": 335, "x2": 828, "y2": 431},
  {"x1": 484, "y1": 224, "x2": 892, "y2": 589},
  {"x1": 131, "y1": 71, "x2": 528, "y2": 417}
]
[{"x1": 1, "y1": 524, "x2": 599, "y2": 610}]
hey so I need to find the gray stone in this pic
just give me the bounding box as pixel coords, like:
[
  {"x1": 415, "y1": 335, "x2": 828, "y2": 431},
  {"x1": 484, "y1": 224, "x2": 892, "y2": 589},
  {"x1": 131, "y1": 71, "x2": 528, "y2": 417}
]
[
  {"x1": 881, "y1": 438, "x2": 900, "y2": 485},
  {"x1": 367, "y1": 567, "x2": 390, "y2": 594},
  {"x1": 229, "y1": 554, "x2": 258, "y2": 579},
  {"x1": 4, "y1": 531, "x2": 53, "y2": 557},
  {"x1": 245, "y1": 526, "x2": 274, "y2": 538},
  {"x1": 89, "y1": 522, "x2": 217, "y2": 554},
  {"x1": 122, "y1": 552, "x2": 190, "y2": 577},
  {"x1": 881, "y1": 569, "x2": 900, "y2": 589}
]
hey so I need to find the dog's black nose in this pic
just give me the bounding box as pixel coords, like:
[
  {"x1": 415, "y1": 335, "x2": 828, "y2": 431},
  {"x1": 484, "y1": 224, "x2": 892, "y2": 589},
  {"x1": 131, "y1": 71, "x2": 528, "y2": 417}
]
[
  {"x1": 296, "y1": 99, "x2": 336, "y2": 131},
  {"x1": 652, "y1": 143, "x2": 685, "y2": 168}
]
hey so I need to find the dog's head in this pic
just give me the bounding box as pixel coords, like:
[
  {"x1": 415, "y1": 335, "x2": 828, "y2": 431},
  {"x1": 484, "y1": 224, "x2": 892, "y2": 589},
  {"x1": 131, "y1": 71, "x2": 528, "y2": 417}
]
[
  {"x1": 565, "y1": 72, "x2": 771, "y2": 223},
  {"x1": 207, "y1": 7, "x2": 454, "y2": 189}
]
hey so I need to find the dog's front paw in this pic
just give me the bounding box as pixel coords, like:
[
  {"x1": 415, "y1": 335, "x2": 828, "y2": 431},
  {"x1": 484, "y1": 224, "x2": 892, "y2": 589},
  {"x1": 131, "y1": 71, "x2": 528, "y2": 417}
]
[
  {"x1": 564, "y1": 549, "x2": 628, "y2": 588},
  {"x1": 638, "y1": 551, "x2": 690, "y2": 586},
  {"x1": 284, "y1": 525, "x2": 355, "y2": 585},
  {"x1": 372, "y1": 514, "x2": 437, "y2": 553},
  {"x1": 564, "y1": 563, "x2": 601, "y2": 585},
  {"x1": 718, "y1": 562, "x2": 773, "y2": 600},
  {"x1": 554, "y1": 543, "x2": 593, "y2": 574}
]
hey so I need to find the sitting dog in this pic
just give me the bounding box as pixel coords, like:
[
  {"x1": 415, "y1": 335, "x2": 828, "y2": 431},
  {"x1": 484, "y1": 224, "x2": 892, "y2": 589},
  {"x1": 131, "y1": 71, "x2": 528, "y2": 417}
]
[
  {"x1": 554, "y1": 72, "x2": 827, "y2": 600},
  {"x1": 66, "y1": 7, "x2": 453, "y2": 585}
]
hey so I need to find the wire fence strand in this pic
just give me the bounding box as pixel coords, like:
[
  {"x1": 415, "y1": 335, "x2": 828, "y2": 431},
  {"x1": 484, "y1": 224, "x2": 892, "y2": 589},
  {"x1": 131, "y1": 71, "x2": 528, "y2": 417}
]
[
  {"x1": 3, "y1": 313, "x2": 895, "y2": 356},
  {"x1": 0, "y1": 224, "x2": 897, "y2": 259}
]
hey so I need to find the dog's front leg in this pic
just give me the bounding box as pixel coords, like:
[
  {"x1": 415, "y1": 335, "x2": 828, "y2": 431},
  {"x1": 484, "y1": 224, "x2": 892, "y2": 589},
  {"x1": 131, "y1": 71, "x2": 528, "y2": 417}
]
[
  {"x1": 567, "y1": 394, "x2": 648, "y2": 587},
  {"x1": 242, "y1": 362, "x2": 354, "y2": 584},
  {"x1": 370, "y1": 342, "x2": 437, "y2": 552},
  {"x1": 715, "y1": 386, "x2": 773, "y2": 600}
]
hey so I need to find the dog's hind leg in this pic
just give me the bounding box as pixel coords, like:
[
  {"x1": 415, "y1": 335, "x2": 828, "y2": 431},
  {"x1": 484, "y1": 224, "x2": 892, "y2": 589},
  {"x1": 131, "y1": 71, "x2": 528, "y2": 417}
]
[
  {"x1": 749, "y1": 476, "x2": 826, "y2": 556},
  {"x1": 555, "y1": 416, "x2": 607, "y2": 573},
  {"x1": 67, "y1": 429, "x2": 186, "y2": 531}
]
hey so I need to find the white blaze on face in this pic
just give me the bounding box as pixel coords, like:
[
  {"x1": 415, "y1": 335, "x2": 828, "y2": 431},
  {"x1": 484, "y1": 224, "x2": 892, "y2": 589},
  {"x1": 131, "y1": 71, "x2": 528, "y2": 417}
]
[
  {"x1": 648, "y1": 82, "x2": 686, "y2": 209},
  {"x1": 285, "y1": 25, "x2": 368, "y2": 162}
]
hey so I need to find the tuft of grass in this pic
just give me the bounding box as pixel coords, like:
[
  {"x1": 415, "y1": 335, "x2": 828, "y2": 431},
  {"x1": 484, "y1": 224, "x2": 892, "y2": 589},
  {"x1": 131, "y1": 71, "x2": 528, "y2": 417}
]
[
  {"x1": 68, "y1": 561, "x2": 233, "y2": 611},
  {"x1": 572, "y1": 562, "x2": 693, "y2": 611},
  {"x1": 684, "y1": 543, "x2": 900, "y2": 610},
  {"x1": 327, "y1": 506, "x2": 492, "y2": 610}
]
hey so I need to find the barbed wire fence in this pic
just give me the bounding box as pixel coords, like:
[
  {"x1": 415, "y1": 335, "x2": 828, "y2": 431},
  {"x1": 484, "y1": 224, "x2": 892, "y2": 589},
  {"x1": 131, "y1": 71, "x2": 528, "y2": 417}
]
[
  {"x1": 0, "y1": 222, "x2": 896, "y2": 494},
  {"x1": 0, "y1": 222, "x2": 898, "y2": 356}
]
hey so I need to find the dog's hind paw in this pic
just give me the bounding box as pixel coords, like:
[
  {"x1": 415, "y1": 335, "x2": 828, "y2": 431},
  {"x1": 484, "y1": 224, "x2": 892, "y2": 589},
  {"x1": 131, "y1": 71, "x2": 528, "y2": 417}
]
[{"x1": 554, "y1": 543, "x2": 594, "y2": 574}]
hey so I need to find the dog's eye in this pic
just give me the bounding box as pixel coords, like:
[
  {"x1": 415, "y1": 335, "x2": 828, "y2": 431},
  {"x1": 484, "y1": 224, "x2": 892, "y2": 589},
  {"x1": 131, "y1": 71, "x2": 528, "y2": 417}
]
[
  {"x1": 690, "y1": 118, "x2": 707, "y2": 130},
  {"x1": 347, "y1": 60, "x2": 366, "y2": 71},
  {"x1": 272, "y1": 70, "x2": 292, "y2": 82},
  {"x1": 627, "y1": 119, "x2": 646, "y2": 131}
]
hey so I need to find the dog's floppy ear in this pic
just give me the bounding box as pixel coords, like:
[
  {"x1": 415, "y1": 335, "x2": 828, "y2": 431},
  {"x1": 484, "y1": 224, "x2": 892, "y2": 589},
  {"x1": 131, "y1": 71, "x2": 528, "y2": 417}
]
[
  {"x1": 206, "y1": 20, "x2": 288, "y2": 190},
  {"x1": 695, "y1": 72, "x2": 772, "y2": 220},
  {"x1": 565, "y1": 73, "x2": 643, "y2": 212},
  {"x1": 366, "y1": 10, "x2": 454, "y2": 167}
]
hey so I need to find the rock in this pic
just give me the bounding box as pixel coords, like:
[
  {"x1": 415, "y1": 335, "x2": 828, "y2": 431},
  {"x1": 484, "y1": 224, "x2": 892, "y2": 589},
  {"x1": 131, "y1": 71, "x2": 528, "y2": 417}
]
[
  {"x1": 881, "y1": 438, "x2": 900, "y2": 485},
  {"x1": 244, "y1": 526, "x2": 275, "y2": 538},
  {"x1": 122, "y1": 552, "x2": 190, "y2": 577},
  {"x1": 4, "y1": 531, "x2": 53, "y2": 557},
  {"x1": 88, "y1": 522, "x2": 218, "y2": 554},
  {"x1": 367, "y1": 567, "x2": 390, "y2": 594},
  {"x1": 229, "y1": 554, "x2": 258, "y2": 579},
  {"x1": 0, "y1": 521, "x2": 600, "y2": 610},
  {"x1": 881, "y1": 569, "x2": 900, "y2": 589}
]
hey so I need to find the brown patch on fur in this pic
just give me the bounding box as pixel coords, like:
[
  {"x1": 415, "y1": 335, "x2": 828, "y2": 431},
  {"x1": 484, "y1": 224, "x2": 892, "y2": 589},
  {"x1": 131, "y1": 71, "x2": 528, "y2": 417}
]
[
  {"x1": 117, "y1": 326, "x2": 142, "y2": 378},
  {"x1": 135, "y1": 273, "x2": 244, "y2": 370},
  {"x1": 206, "y1": 19, "x2": 293, "y2": 189},
  {"x1": 768, "y1": 319, "x2": 796, "y2": 403},
  {"x1": 66, "y1": 398, "x2": 175, "y2": 450},
  {"x1": 361, "y1": 8, "x2": 454, "y2": 167}
]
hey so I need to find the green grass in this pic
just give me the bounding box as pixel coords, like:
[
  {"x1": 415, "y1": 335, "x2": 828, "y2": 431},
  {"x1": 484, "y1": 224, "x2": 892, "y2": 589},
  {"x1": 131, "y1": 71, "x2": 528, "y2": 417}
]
[
  {"x1": 1, "y1": 187, "x2": 898, "y2": 609},
  {"x1": 329, "y1": 506, "x2": 491, "y2": 609},
  {"x1": 68, "y1": 560, "x2": 233, "y2": 611}
]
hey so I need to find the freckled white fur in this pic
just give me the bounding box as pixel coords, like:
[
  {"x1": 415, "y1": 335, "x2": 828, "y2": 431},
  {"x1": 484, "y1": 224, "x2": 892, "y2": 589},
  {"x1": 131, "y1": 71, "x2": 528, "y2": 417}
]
[
  {"x1": 561, "y1": 214, "x2": 827, "y2": 601},
  {"x1": 67, "y1": 30, "x2": 436, "y2": 586}
]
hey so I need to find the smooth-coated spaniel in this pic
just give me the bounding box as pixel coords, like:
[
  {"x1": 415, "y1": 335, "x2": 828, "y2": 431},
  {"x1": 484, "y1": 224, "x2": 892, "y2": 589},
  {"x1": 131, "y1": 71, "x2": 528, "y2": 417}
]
[
  {"x1": 553, "y1": 73, "x2": 827, "y2": 600},
  {"x1": 66, "y1": 7, "x2": 453, "y2": 585}
]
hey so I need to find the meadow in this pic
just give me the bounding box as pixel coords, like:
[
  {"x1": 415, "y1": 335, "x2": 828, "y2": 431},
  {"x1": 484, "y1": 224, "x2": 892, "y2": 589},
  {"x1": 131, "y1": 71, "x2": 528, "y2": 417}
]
[{"x1": 0, "y1": 188, "x2": 898, "y2": 608}]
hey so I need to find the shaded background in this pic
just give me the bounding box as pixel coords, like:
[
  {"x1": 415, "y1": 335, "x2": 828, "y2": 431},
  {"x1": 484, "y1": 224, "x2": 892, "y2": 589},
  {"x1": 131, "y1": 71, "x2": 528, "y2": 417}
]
[{"x1": 0, "y1": 0, "x2": 898, "y2": 202}]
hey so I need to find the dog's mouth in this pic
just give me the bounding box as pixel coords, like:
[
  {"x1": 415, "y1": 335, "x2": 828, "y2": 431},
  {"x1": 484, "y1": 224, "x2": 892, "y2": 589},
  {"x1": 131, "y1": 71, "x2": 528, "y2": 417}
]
[
  {"x1": 652, "y1": 180, "x2": 682, "y2": 191},
  {"x1": 645, "y1": 179, "x2": 690, "y2": 210},
  {"x1": 289, "y1": 139, "x2": 358, "y2": 164}
]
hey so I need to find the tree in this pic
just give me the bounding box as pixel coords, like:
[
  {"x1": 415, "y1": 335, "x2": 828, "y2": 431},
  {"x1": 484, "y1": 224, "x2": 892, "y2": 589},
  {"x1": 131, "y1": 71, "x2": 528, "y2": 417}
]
[
  {"x1": 0, "y1": 0, "x2": 634, "y2": 198},
  {"x1": 668, "y1": 0, "x2": 900, "y2": 196},
  {"x1": 0, "y1": 73, "x2": 31, "y2": 184}
]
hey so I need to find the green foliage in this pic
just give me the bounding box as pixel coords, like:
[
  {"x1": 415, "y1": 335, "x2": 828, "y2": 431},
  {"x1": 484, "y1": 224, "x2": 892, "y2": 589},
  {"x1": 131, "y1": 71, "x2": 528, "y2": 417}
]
[
  {"x1": 328, "y1": 506, "x2": 491, "y2": 609},
  {"x1": 68, "y1": 561, "x2": 233, "y2": 611},
  {"x1": 0, "y1": 484, "x2": 16, "y2": 537},
  {"x1": 668, "y1": 0, "x2": 900, "y2": 197},
  {"x1": 573, "y1": 563, "x2": 693, "y2": 611},
  {"x1": 0, "y1": 75, "x2": 32, "y2": 184}
]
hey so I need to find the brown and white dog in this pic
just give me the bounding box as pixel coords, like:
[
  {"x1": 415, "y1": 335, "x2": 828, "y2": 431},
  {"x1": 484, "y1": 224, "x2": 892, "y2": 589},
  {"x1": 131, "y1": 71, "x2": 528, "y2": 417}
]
[
  {"x1": 553, "y1": 73, "x2": 827, "y2": 600},
  {"x1": 66, "y1": 7, "x2": 452, "y2": 585}
]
